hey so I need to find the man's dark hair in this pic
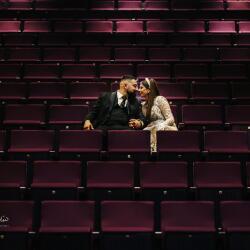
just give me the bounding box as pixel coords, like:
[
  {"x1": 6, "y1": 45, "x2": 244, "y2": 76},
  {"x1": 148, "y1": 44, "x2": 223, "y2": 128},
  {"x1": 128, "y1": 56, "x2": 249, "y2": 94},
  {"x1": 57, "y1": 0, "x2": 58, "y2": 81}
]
[{"x1": 120, "y1": 75, "x2": 136, "y2": 81}]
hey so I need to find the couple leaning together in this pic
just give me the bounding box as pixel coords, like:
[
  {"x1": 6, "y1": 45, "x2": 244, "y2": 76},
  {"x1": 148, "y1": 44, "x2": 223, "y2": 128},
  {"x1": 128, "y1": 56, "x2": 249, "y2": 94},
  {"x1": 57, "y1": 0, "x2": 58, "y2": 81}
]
[{"x1": 83, "y1": 75, "x2": 177, "y2": 152}]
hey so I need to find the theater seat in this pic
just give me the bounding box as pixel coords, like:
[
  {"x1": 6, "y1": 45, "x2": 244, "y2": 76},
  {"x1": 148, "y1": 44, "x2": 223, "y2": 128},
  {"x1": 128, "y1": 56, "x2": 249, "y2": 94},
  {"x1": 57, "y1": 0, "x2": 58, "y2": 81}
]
[
  {"x1": 31, "y1": 161, "x2": 82, "y2": 200},
  {"x1": 87, "y1": 161, "x2": 134, "y2": 200},
  {"x1": 193, "y1": 161, "x2": 243, "y2": 201},
  {"x1": 0, "y1": 201, "x2": 34, "y2": 250},
  {"x1": 0, "y1": 161, "x2": 27, "y2": 199},
  {"x1": 161, "y1": 201, "x2": 216, "y2": 250},
  {"x1": 139, "y1": 161, "x2": 188, "y2": 201},
  {"x1": 107, "y1": 130, "x2": 151, "y2": 160},
  {"x1": 38, "y1": 201, "x2": 95, "y2": 250},
  {"x1": 101, "y1": 201, "x2": 154, "y2": 250}
]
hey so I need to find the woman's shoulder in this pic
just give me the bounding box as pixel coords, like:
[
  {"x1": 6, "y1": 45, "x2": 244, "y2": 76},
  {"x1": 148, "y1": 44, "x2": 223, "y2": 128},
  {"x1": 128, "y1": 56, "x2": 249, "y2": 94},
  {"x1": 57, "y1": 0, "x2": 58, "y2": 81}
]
[{"x1": 155, "y1": 95, "x2": 168, "y2": 104}]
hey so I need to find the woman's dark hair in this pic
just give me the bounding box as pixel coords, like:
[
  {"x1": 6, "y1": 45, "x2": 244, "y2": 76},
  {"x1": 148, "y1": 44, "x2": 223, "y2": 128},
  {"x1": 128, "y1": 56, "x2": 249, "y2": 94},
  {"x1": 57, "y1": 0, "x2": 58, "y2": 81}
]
[{"x1": 141, "y1": 78, "x2": 160, "y2": 120}]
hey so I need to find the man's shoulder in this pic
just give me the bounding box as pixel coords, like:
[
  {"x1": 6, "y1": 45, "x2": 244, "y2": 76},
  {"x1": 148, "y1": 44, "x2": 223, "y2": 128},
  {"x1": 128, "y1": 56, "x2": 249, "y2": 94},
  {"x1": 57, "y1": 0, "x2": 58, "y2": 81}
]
[{"x1": 99, "y1": 91, "x2": 113, "y2": 99}]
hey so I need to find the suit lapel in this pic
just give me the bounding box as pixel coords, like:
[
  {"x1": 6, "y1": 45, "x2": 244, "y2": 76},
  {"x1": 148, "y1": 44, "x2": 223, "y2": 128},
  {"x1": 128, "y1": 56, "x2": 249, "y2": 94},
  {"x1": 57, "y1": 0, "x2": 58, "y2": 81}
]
[{"x1": 108, "y1": 91, "x2": 117, "y2": 114}]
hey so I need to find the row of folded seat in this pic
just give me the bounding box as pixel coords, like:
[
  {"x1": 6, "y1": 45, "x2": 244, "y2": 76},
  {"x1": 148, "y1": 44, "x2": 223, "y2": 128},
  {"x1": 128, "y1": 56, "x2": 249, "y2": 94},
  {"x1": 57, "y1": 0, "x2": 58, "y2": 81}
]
[
  {"x1": 1, "y1": 104, "x2": 250, "y2": 130},
  {"x1": 1, "y1": 47, "x2": 250, "y2": 62},
  {"x1": 2, "y1": 0, "x2": 250, "y2": 11},
  {"x1": 1, "y1": 20, "x2": 250, "y2": 33},
  {"x1": 0, "y1": 63, "x2": 249, "y2": 80},
  {"x1": 1, "y1": 200, "x2": 250, "y2": 250},
  {"x1": 1, "y1": 33, "x2": 250, "y2": 46},
  {"x1": 1, "y1": 82, "x2": 250, "y2": 104},
  {"x1": 1, "y1": 160, "x2": 250, "y2": 201},
  {"x1": 1, "y1": 130, "x2": 250, "y2": 160}
]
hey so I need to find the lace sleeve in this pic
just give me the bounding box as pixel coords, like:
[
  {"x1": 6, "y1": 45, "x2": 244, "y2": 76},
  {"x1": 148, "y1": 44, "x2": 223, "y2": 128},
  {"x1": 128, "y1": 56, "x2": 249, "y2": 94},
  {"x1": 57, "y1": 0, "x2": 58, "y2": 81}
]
[{"x1": 156, "y1": 96, "x2": 175, "y2": 126}]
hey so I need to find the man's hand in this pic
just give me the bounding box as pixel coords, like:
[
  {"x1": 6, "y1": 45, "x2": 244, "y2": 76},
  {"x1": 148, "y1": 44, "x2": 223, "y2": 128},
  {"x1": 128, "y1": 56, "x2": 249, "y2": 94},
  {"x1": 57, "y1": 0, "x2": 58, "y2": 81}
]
[
  {"x1": 83, "y1": 120, "x2": 94, "y2": 130},
  {"x1": 129, "y1": 119, "x2": 142, "y2": 129}
]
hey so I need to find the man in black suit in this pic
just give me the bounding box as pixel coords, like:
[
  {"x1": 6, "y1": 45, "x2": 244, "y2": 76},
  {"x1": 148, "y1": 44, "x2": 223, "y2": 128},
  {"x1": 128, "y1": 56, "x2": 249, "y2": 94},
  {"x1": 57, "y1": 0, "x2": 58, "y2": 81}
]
[{"x1": 83, "y1": 75, "x2": 146, "y2": 130}]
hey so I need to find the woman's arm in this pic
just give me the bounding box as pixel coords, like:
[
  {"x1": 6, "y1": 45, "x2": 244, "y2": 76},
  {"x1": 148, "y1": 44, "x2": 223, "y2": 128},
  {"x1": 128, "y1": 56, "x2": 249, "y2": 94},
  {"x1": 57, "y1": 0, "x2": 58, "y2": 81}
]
[{"x1": 157, "y1": 96, "x2": 175, "y2": 126}]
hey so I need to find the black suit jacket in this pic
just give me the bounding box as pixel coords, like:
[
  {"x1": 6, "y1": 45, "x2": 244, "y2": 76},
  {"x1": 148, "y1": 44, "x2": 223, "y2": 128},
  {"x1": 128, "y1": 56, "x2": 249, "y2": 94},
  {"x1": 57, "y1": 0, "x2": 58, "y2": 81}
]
[{"x1": 84, "y1": 92, "x2": 147, "y2": 128}]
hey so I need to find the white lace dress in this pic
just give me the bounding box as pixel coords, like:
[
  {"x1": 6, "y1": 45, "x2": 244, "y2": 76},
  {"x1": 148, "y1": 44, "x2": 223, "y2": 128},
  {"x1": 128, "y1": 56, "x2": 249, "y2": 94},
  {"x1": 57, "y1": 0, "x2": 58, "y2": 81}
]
[{"x1": 142, "y1": 96, "x2": 177, "y2": 152}]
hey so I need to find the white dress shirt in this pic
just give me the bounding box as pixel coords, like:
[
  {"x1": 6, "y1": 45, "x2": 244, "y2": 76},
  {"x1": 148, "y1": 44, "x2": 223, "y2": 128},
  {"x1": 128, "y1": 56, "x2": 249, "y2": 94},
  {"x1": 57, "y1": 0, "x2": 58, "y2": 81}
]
[{"x1": 117, "y1": 91, "x2": 128, "y2": 107}]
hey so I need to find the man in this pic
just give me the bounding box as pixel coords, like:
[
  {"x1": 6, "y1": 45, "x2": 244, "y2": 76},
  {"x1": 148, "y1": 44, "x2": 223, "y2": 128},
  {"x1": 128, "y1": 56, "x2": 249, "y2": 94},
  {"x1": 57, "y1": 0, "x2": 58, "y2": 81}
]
[{"x1": 83, "y1": 75, "x2": 146, "y2": 130}]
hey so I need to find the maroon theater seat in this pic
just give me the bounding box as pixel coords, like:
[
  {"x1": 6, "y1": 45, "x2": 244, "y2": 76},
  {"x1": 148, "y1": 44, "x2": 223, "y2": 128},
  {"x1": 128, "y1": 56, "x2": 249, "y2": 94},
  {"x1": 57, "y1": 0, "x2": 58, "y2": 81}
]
[
  {"x1": 79, "y1": 47, "x2": 111, "y2": 62},
  {"x1": 0, "y1": 64, "x2": 21, "y2": 79},
  {"x1": 183, "y1": 48, "x2": 217, "y2": 62},
  {"x1": 0, "y1": 21, "x2": 21, "y2": 32},
  {"x1": 54, "y1": 21, "x2": 82, "y2": 33},
  {"x1": 29, "y1": 82, "x2": 66, "y2": 101},
  {"x1": 90, "y1": 1, "x2": 115, "y2": 10},
  {"x1": 191, "y1": 82, "x2": 228, "y2": 101},
  {"x1": 137, "y1": 64, "x2": 170, "y2": 79},
  {"x1": 0, "y1": 83, "x2": 26, "y2": 101},
  {"x1": 23, "y1": 21, "x2": 50, "y2": 32},
  {"x1": 114, "y1": 48, "x2": 146, "y2": 62},
  {"x1": 38, "y1": 34, "x2": 69, "y2": 46},
  {"x1": 101, "y1": 201, "x2": 154, "y2": 250},
  {"x1": 225, "y1": 105, "x2": 250, "y2": 129},
  {"x1": 231, "y1": 82, "x2": 250, "y2": 102},
  {"x1": 161, "y1": 201, "x2": 216, "y2": 250},
  {"x1": 24, "y1": 64, "x2": 59, "y2": 79},
  {"x1": 7, "y1": 0, "x2": 33, "y2": 10},
  {"x1": 69, "y1": 82, "x2": 108, "y2": 101},
  {"x1": 58, "y1": 130, "x2": 102, "y2": 160},
  {"x1": 227, "y1": 1, "x2": 250, "y2": 11},
  {"x1": 0, "y1": 201, "x2": 34, "y2": 250},
  {"x1": 139, "y1": 161, "x2": 188, "y2": 200},
  {"x1": 31, "y1": 161, "x2": 82, "y2": 200},
  {"x1": 8, "y1": 130, "x2": 54, "y2": 159},
  {"x1": 7, "y1": 48, "x2": 40, "y2": 62},
  {"x1": 116, "y1": 21, "x2": 144, "y2": 33},
  {"x1": 176, "y1": 21, "x2": 205, "y2": 33},
  {"x1": 211, "y1": 64, "x2": 247, "y2": 80},
  {"x1": 3, "y1": 104, "x2": 45, "y2": 126},
  {"x1": 157, "y1": 83, "x2": 189, "y2": 102},
  {"x1": 199, "y1": 0, "x2": 224, "y2": 10},
  {"x1": 48, "y1": 105, "x2": 89, "y2": 127},
  {"x1": 148, "y1": 48, "x2": 181, "y2": 62},
  {"x1": 168, "y1": 33, "x2": 199, "y2": 46},
  {"x1": 62, "y1": 64, "x2": 96, "y2": 79},
  {"x1": 43, "y1": 48, "x2": 75, "y2": 62},
  {"x1": 181, "y1": 105, "x2": 223, "y2": 128},
  {"x1": 220, "y1": 201, "x2": 250, "y2": 250},
  {"x1": 39, "y1": 201, "x2": 94, "y2": 250},
  {"x1": 107, "y1": 130, "x2": 151, "y2": 160},
  {"x1": 100, "y1": 64, "x2": 133, "y2": 79},
  {"x1": 219, "y1": 48, "x2": 250, "y2": 61},
  {"x1": 174, "y1": 64, "x2": 208, "y2": 79},
  {"x1": 194, "y1": 161, "x2": 243, "y2": 200},
  {"x1": 2, "y1": 33, "x2": 36, "y2": 46},
  {"x1": 208, "y1": 21, "x2": 236, "y2": 33},
  {"x1": 0, "y1": 161, "x2": 27, "y2": 199},
  {"x1": 239, "y1": 21, "x2": 250, "y2": 33},
  {"x1": 118, "y1": 1, "x2": 142, "y2": 10},
  {"x1": 146, "y1": 21, "x2": 174, "y2": 33},
  {"x1": 144, "y1": 1, "x2": 169, "y2": 11},
  {"x1": 87, "y1": 161, "x2": 134, "y2": 200},
  {"x1": 204, "y1": 131, "x2": 249, "y2": 155},
  {"x1": 171, "y1": 0, "x2": 198, "y2": 10},
  {"x1": 157, "y1": 130, "x2": 200, "y2": 159},
  {"x1": 200, "y1": 34, "x2": 232, "y2": 46},
  {"x1": 85, "y1": 21, "x2": 113, "y2": 33}
]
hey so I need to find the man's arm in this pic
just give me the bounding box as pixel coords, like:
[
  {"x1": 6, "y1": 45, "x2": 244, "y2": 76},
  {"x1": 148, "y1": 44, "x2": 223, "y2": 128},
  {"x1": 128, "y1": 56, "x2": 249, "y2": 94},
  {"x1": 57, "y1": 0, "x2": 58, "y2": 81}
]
[{"x1": 83, "y1": 93, "x2": 106, "y2": 129}]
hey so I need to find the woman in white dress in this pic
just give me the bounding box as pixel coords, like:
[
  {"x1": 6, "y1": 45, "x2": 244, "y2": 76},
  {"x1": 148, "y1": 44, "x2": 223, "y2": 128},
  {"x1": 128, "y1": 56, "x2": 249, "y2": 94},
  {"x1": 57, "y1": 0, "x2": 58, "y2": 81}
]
[{"x1": 139, "y1": 78, "x2": 177, "y2": 152}]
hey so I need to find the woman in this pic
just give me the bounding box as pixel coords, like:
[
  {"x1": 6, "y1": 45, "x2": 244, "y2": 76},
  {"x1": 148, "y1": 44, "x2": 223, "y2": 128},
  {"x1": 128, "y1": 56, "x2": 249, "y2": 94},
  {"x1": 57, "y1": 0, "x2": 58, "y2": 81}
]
[{"x1": 139, "y1": 78, "x2": 177, "y2": 152}]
